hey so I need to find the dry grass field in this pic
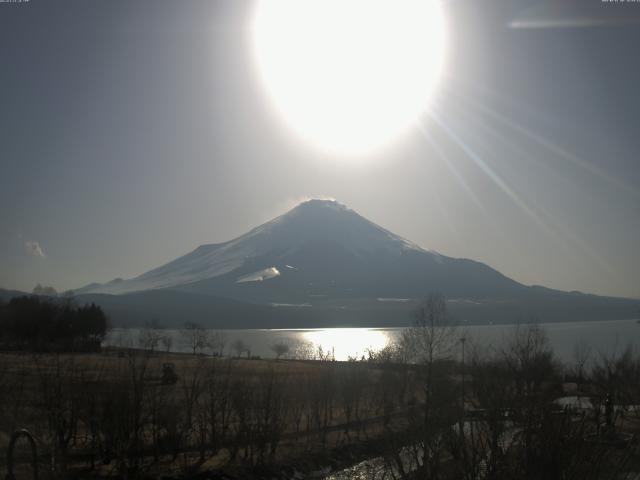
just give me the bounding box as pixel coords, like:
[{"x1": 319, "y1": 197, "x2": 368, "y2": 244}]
[
  {"x1": 0, "y1": 349, "x2": 418, "y2": 478},
  {"x1": 1, "y1": 324, "x2": 639, "y2": 479}
]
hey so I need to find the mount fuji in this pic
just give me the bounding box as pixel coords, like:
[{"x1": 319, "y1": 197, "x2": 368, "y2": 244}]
[
  {"x1": 76, "y1": 200, "x2": 521, "y2": 298},
  {"x1": 73, "y1": 200, "x2": 638, "y2": 327}
]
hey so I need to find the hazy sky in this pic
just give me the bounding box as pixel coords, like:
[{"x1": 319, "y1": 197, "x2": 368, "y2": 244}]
[{"x1": 1, "y1": 0, "x2": 639, "y2": 298}]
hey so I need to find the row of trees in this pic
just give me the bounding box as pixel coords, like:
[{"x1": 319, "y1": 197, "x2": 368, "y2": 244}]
[
  {"x1": 1, "y1": 293, "x2": 638, "y2": 478},
  {"x1": 2, "y1": 323, "x2": 637, "y2": 478},
  {"x1": 0, "y1": 352, "x2": 411, "y2": 477},
  {"x1": 135, "y1": 322, "x2": 332, "y2": 361},
  {"x1": 136, "y1": 321, "x2": 226, "y2": 356},
  {"x1": 0, "y1": 296, "x2": 109, "y2": 351},
  {"x1": 373, "y1": 293, "x2": 640, "y2": 480}
]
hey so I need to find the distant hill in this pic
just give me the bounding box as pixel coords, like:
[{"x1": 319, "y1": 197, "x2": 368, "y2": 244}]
[
  {"x1": 67, "y1": 199, "x2": 639, "y2": 327},
  {"x1": 68, "y1": 290, "x2": 637, "y2": 329},
  {"x1": 0, "y1": 288, "x2": 28, "y2": 302}
]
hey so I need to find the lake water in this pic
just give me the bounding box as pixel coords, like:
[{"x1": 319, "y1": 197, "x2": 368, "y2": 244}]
[{"x1": 104, "y1": 318, "x2": 640, "y2": 364}]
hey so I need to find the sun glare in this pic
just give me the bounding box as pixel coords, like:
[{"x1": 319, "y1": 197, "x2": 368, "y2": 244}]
[
  {"x1": 302, "y1": 328, "x2": 391, "y2": 360},
  {"x1": 252, "y1": 0, "x2": 446, "y2": 155}
]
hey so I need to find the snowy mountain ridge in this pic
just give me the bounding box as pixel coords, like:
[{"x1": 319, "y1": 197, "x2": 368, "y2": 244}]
[{"x1": 77, "y1": 200, "x2": 435, "y2": 295}]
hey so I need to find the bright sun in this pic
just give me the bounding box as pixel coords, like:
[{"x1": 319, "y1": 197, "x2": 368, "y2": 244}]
[{"x1": 252, "y1": 0, "x2": 446, "y2": 155}]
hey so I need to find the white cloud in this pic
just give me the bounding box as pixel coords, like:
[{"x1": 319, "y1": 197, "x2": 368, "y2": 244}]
[{"x1": 25, "y1": 240, "x2": 46, "y2": 258}]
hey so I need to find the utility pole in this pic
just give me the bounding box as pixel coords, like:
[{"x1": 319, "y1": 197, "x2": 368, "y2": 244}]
[
  {"x1": 460, "y1": 336, "x2": 466, "y2": 418},
  {"x1": 456, "y1": 334, "x2": 467, "y2": 448}
]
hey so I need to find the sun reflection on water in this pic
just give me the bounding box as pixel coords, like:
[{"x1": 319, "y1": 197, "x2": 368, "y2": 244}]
[{"x1": 301, "y1": 328, "x2": 391, "y2": 361}]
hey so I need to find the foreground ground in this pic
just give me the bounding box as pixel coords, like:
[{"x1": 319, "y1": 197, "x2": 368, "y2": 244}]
[{"x1": 1, "y1": 325, "x2": 640, "y2": 479}]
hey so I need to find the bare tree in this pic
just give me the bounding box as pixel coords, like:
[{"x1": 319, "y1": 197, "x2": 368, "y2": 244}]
[
  {"x1": 571, "y1": 338, "x2": 592, "y2": 384},
  {"x1": 208, "y1": 330, "x2": 226, "y2": 357},
  {"x1": 161, "y1": 334, "x2": 173, "y2": 353},
  {"x1": 399, "y1": 292, "x2": 456, "y2": 364},
  {"x1": 181, "y1": 322, "x2": 209, "y2": 355},
  {"x1": 138, "y1": 319, "x2": 163, "y2": 352},
  {"x1": 270, "y1": 340, "x2": 290, "y2": 360},
  {"x1": 232, "y1": 339, "x2": 249, "y2": 358},
  {"x1": 500, "y1": 323, "x2": 558, "y2": 477},
  {"x1": 337, "y1": 363, "x2": 368, "y2": 441},
  {"x1": 390, "y1": 293, "x2": 458, "y2": 479},
  {"x1": 179, "y1": 359, "x2": 206, "y2": 461},
  {"x1": 202, "y1": 359, "x2": 234, "y2": 457},
  {"x1": 33, "y1": 354, "x2": 81, "y2": 475},
  {"x1": 591, "y1": 345, "x2": 638, "y2": 432},
  {"x1": 290, "y1": 340, "x2": 316, "y2": 360}
]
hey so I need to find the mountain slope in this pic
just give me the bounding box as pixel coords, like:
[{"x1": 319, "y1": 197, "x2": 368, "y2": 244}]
[
  {"x1": 73, "y1": 199, "x2": 639, "y2": 326},
  {"x1": 77, "y1": 199, "x2": 523, "y2": 301}
]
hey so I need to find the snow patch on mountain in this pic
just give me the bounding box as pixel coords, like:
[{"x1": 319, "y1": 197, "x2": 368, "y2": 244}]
[{"x1": 237, "y1": 267, "x2": 281, "y2": 283}]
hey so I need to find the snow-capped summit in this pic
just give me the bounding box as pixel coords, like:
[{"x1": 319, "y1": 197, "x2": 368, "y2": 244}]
[{"x1": 76, "y1": 199, "x2": 520, "y2": 300}]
